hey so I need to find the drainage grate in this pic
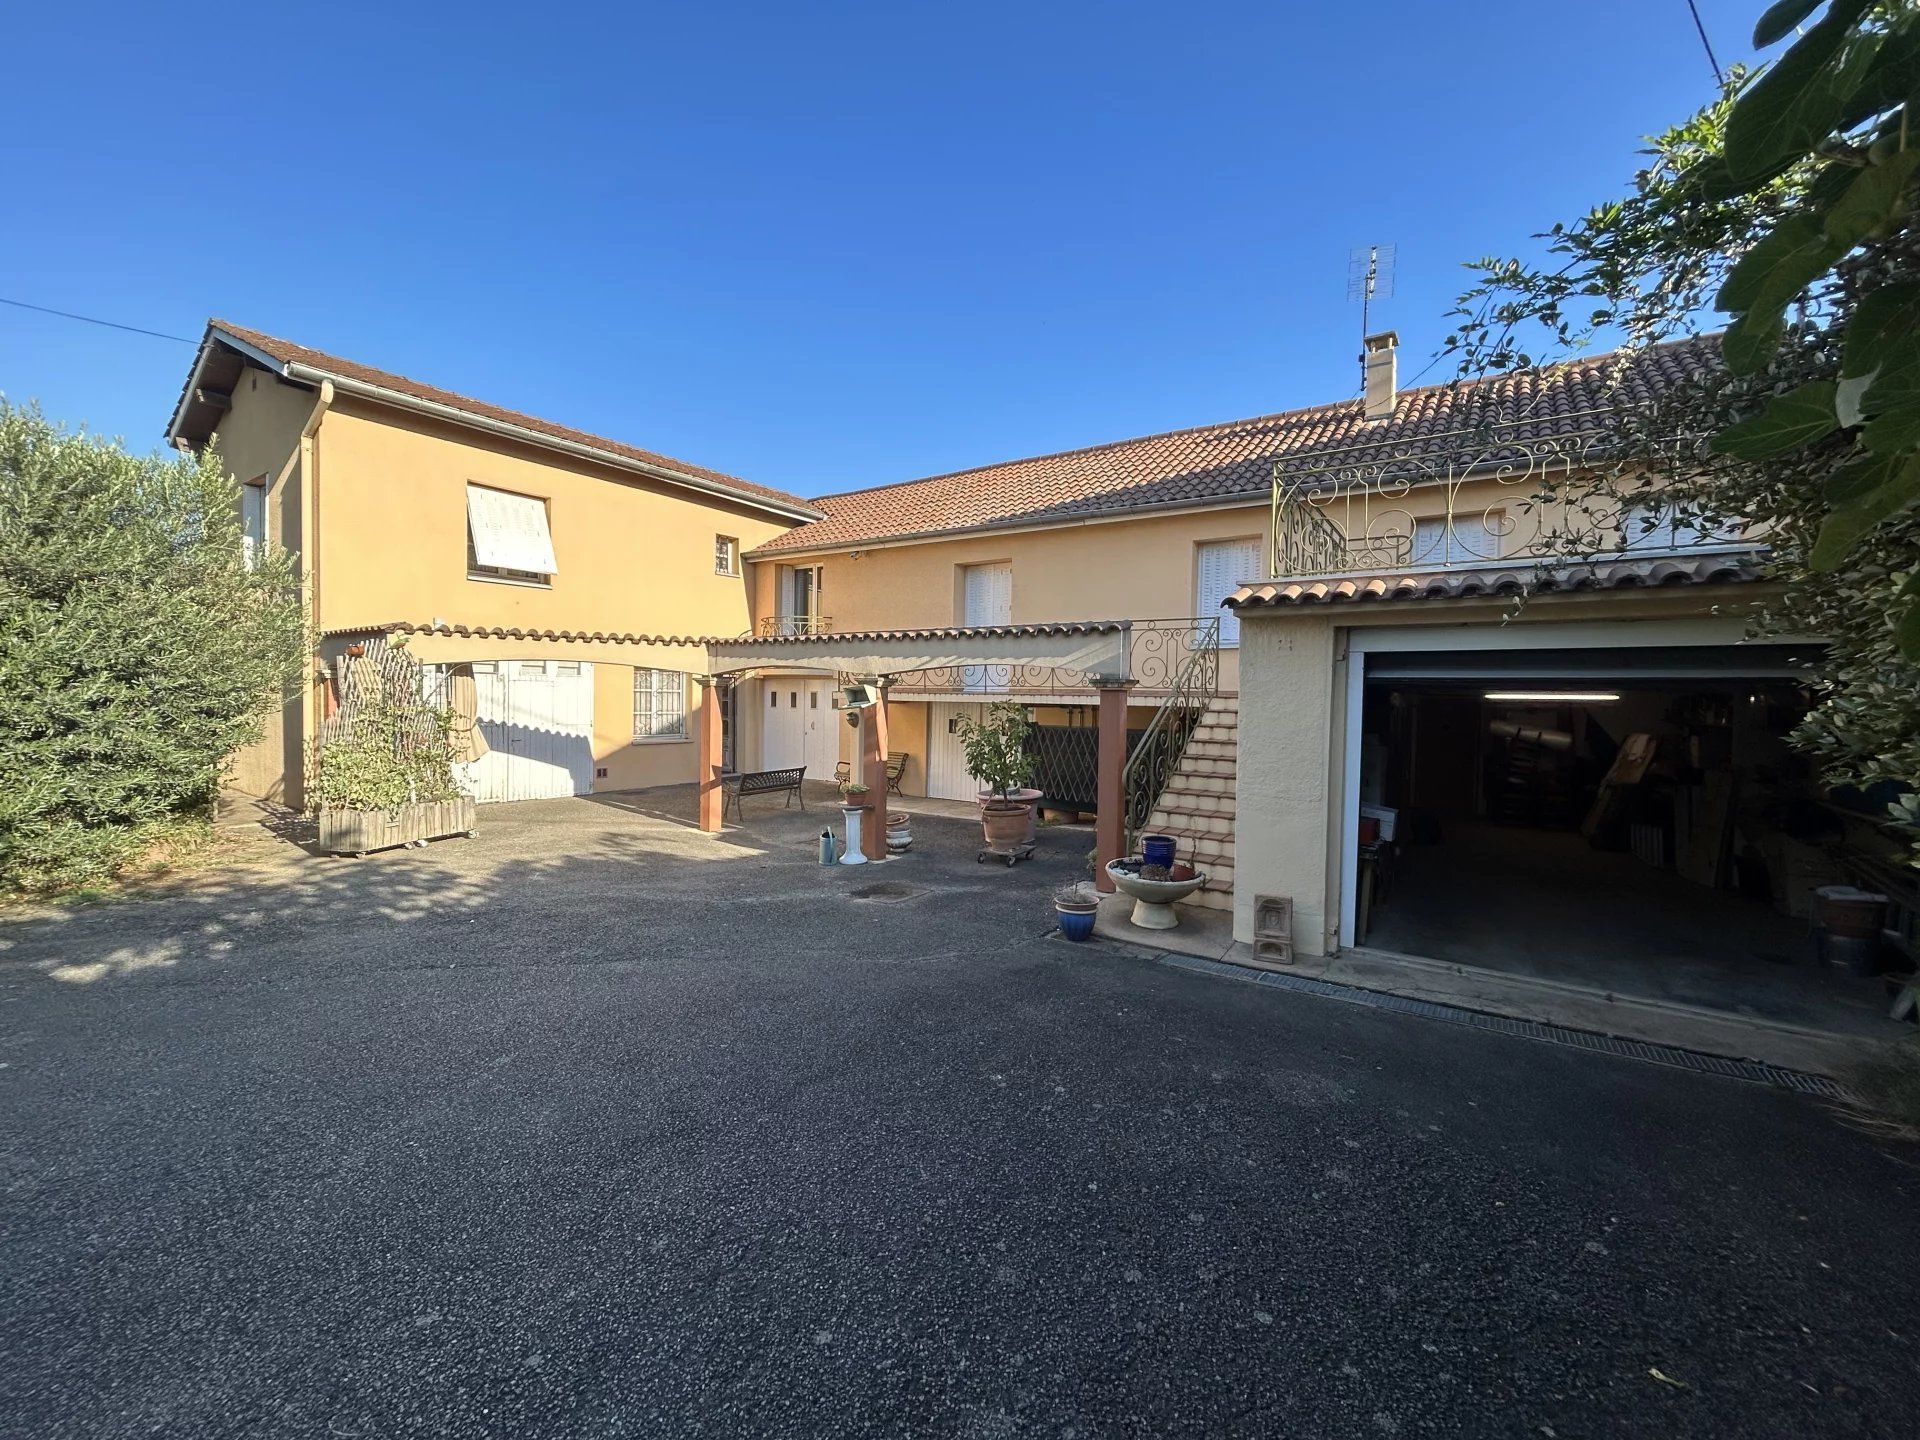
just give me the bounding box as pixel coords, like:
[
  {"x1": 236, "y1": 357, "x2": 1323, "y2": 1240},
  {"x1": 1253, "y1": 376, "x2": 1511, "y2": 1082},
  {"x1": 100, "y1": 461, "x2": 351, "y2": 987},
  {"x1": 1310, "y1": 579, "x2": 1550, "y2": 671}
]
[{"x1": 1157, "y1": 953, "x2": 1853, "y2": 1101}]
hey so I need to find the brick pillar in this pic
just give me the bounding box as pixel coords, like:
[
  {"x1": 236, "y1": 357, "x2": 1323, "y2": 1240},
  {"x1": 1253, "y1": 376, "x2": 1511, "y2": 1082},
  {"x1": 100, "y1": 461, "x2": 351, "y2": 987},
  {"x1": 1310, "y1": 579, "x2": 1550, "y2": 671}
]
[
  {"x1": 1094, "y1": 677, "x2": 1135, "y2": 892},
  {"x1": 860, "y1": 680, "x2": 889, "y2": 839},
  {"x1": 696, "y1": 676, "x2": 725, "y2": 833}
]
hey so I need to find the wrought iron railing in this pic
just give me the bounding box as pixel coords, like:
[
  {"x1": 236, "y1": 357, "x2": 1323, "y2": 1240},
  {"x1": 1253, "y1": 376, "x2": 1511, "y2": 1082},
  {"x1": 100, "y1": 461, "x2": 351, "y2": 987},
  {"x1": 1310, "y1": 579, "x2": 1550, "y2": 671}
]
[
  {"x1": 1121, "y1": 615, "x2": 1221, "y2": 856},
  {"x1": 1265, "y1": 407, "x2": 1755, "y2": 580},
  {"x1": 880, "y1": 617, "x2": 1216, "y2": 698},
  {"x1": 755, "y1": 614, "x2": 833, "y2": 637}
]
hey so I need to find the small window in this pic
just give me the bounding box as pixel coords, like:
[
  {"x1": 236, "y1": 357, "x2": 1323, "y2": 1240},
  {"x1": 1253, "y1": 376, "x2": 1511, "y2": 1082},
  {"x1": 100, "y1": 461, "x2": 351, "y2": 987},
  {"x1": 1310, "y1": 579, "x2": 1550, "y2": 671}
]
[
  {"x1": 633, "y1": 668, "x2": 687, "y2": 742},
  {"x1": 770, "y1": 690, "x2": 778, "y2": 709},
  {"x1": 467, "y1": 483, "x2": 556, "y2": 585},
  {"x1": 789, "y1": 691, "x2": 798, "y2": 708},
  {"x1": 241, "y1": 477, "x2": 268, "y2": 570},
  {"x1": 552, "y1": 662, "x2": 582, "y2": 677},
  {"x1": 809, "y1": 691, "x2": 819, "y2": 709},
  {"x1": 715, "y1": 535, "x2": 740, "y2": 576}
]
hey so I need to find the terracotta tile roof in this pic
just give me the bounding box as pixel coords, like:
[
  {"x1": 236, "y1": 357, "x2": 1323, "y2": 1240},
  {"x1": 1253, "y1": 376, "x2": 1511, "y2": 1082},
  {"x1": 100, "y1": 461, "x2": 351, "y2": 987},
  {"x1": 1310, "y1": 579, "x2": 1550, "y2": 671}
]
[
  {"x1": 750, "y1": 338, "x2": 1718, "y2": 556},
  {"x1": 189, "y1": 320, "x2": 819, "y2": 519},
  {"x1": 1225, "y1": 552, "x2": 1766, "y2": 609}
]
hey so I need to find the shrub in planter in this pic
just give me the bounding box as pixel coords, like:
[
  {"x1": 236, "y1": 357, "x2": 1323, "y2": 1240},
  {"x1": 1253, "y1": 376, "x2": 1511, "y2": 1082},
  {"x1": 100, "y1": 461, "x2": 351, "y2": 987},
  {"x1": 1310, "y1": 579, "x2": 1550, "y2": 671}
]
[
  {"x1": 310, "y1": 639, "x2": 474, "y2": 856},
  {"x1": 956, "y1": 701, "x2": 1036, "y2": 854}
]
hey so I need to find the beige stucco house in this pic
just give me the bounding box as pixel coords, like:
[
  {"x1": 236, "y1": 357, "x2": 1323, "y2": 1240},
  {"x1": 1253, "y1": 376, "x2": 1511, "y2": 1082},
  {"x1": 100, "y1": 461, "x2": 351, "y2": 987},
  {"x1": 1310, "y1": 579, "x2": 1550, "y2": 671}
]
[
  {"x1": 177, "y1": 323, "x2": 1905, "y2": 1044},
  {"x1": 168, "y1": 320, "x2": 821, "y2": 808}
]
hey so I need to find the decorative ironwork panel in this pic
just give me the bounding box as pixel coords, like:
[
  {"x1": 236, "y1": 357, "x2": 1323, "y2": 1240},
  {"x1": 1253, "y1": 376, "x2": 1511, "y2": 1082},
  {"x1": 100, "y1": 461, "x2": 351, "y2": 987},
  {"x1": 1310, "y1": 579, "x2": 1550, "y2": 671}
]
[{"x1": 1264, "y1": 406, "x2": 1754, "y2": 580}]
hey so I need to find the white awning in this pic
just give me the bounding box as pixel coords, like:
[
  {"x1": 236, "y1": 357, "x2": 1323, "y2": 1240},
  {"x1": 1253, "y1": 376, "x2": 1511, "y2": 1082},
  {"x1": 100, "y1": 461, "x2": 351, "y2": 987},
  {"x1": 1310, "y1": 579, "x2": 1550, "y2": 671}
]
[{"x1": 467, "y1": 484, "x2": 558, "y2": 574}]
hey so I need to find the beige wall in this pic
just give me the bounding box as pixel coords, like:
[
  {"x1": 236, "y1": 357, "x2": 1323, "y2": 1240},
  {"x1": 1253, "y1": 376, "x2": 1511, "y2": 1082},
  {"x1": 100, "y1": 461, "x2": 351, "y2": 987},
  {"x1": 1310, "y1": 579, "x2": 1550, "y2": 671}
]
[
  {"x1": 314, "y1": 398, "x2": 791, "y2": 641},
  {"x1": 214, "y1": 374, "x2": 803, "y2": 803},
  {"x1": 1229, "y1": 587, "x2": 1784, "y2": 955},
  {"x1": 209, "y1": 372, "x2": 319, "y2": 802},
  {"x1": 749, "y1": 503, "x2": 1269, "y2": 693}
]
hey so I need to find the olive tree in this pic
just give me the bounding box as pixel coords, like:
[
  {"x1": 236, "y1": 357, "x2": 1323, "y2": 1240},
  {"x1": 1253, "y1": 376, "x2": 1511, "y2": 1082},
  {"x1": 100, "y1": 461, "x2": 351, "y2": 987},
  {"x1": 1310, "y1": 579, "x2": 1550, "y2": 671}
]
[{"x1": 0, "y1": 404, "x2": 306, "y2": 892}]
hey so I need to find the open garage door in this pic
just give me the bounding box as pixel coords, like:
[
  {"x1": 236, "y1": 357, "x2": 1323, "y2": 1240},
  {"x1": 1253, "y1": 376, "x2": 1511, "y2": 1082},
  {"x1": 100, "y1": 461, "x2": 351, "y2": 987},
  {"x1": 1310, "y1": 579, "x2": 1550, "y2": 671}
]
[{"x1": 1334, "y1": 624, "x2": 1910, "y2": 1043}]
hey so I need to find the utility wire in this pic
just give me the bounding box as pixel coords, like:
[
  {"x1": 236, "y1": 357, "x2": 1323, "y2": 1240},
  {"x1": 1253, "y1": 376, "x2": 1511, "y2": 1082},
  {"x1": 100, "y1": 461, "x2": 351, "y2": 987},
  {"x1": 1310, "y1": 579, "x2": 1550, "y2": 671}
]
[
  {"x1": 0, "y1": 296, "x2": 193, "y2": 344},
  {"x1": 1684, "y1": 0, "x2": 1725, "y2": 85}
]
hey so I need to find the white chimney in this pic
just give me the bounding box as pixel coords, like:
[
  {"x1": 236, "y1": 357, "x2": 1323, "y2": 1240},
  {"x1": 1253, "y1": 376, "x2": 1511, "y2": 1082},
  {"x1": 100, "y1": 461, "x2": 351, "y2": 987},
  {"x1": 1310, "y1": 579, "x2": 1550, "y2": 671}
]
[{"x1": 1362, "y1": 331, "x2": 1399, "y2": 421}]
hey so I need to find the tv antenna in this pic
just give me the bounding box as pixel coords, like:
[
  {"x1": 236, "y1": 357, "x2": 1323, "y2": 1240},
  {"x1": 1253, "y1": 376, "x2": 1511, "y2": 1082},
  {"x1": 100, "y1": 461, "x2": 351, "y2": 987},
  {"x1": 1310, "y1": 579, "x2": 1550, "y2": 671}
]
[
  {"x1": 1348, "y1": 244, "x2": 1396, "y2": 391},
  {"x1": 1347, "y1": 243, "x2": 1395, "y2": 337}
]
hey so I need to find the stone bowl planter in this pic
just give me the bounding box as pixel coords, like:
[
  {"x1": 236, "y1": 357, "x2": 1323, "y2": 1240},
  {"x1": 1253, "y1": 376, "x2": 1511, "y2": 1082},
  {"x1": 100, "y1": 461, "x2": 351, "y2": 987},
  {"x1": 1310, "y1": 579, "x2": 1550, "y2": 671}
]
[
  {"x1": 320, "y1": 798, "x2": 476, "y2": 858},
  {"x1": 1104, "y1": 858, "x2": 1209, "y2": 930}
]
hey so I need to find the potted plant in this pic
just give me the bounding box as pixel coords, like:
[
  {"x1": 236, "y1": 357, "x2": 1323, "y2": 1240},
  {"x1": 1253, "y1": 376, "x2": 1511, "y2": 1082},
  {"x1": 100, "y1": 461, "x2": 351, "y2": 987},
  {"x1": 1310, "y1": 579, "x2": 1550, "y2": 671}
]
[
  {"x1": 311, "y1": 641, "x2": 476, "y2": 857},
  {"x1": 956, "y1": 700, "x2": 1037, "y2": 855},
  {"x1": 885, "y1": 810, "x2": 913, "y2": 853},
  {"x1": 1053, "y1": 881, "x2": 1100, "y2": 941}
]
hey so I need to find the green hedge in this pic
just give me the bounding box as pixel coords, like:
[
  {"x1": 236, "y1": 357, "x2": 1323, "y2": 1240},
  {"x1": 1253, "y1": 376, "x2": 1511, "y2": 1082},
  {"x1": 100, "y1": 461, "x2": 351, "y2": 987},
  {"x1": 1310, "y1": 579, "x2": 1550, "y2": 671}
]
[{"x1": 0, "y1": 404, "x2": 305, "y2": 894}]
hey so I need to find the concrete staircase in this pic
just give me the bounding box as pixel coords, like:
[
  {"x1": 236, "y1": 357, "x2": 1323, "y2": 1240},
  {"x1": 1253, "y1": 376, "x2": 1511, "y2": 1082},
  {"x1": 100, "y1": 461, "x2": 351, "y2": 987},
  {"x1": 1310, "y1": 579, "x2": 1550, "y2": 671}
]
[{"x1": 1142, "y1": 697, "x2": 1237, "y2": 911}]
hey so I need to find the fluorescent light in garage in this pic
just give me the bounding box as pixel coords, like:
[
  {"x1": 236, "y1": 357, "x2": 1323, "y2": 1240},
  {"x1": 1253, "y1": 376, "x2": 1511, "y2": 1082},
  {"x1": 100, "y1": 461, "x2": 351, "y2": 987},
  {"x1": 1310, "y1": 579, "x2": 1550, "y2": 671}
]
[{"x1": 1483, "y1": 691, "x2": 1622, "y2": 703}]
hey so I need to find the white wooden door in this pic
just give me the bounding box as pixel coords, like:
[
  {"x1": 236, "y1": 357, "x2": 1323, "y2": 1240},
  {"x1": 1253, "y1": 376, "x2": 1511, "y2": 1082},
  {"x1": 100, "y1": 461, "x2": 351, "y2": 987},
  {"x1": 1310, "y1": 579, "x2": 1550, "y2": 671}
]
[
  {"x1": 961, "y1": 562, "x2": 1012, "y2": 692},
  {"x1": 758, "y1": 680, "x2": 801, "y2": 771},
  {"x1": 459, "y1": 661, "x2": 595, "y2": 802},
  {"x1": 927, "y1": 701, "x2": 985, "y2": 801},
  {"x1": 801, "y1": 680, "x2": 838, "y2": 782}
]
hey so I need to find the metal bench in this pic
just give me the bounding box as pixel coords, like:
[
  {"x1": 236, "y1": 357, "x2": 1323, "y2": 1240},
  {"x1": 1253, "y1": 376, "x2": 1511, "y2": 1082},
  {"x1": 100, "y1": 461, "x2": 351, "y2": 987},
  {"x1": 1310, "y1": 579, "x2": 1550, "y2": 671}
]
[{"x1": 720, "y1": 766, "x2": 807, "y2": 821}]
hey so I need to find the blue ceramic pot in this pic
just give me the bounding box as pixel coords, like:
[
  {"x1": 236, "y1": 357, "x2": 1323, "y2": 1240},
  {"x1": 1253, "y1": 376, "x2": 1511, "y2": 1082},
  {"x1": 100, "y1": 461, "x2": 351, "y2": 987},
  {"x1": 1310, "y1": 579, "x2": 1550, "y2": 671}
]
[
  {"x1": 1056, "y1": 906, "x2": 1097, "y2": 942},
  {"x1": 1141, "y1": 834, "x2": 1177, "y2": 869}
]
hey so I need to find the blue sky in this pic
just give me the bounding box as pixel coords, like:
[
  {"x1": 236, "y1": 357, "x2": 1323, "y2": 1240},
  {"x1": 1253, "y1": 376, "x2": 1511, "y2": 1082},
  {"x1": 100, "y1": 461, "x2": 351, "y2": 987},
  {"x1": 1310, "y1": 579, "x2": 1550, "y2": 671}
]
[{"x1": 3, "y1": 1, "x2": 1760, "y2": 497}]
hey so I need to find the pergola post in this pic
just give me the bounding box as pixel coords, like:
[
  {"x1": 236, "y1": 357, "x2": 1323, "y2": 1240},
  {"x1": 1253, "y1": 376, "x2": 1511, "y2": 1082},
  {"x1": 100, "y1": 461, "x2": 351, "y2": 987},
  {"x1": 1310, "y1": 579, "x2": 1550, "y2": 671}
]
[
  {"x1": 860, "y1": 678, "x2": 890, "y2": 841},
  {"x1": 1094, "y1": 676, "x2": 1135, "y2": 892},
  {"x1": 696, "y1": 675, "x2": 726, "y2": 834}
]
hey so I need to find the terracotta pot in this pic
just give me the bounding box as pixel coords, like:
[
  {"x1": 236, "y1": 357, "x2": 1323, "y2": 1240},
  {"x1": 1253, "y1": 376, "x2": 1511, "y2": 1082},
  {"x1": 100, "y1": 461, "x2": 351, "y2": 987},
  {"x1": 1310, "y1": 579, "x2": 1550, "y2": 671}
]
[
  {"x1": 978, "y1": 788, "x2": 1042, "y2": 844},
  {"x1": 981, "y1": 802, "x2": 1032, "y2": 854}
]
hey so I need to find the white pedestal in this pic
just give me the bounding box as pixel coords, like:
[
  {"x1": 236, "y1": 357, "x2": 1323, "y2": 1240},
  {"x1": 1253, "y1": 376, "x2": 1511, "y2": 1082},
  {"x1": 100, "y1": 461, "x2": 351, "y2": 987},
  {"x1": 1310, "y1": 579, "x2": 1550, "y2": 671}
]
[{"x1": 839, "y1": 806, "x2": 869, "y2": 865}]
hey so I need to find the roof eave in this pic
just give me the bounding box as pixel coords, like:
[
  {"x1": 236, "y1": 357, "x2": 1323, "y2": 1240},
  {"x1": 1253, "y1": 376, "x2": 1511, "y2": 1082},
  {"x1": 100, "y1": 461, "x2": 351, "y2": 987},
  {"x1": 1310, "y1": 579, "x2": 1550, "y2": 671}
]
[{"x1": 170, "y1": 325, "x2": 824, "y2": 525}]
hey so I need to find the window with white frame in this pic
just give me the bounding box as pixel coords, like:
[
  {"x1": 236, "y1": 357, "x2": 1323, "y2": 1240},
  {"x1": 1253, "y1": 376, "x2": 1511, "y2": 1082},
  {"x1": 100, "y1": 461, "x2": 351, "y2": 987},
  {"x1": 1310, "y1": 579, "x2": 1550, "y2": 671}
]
[
  {"x1": 467, "y1": 483, "x2": 557, "y2": 584},
  {"x1": 240, "y1": 477, "x2": 268, "y2": 570},
  {"x1": 1194, "y1": 538, "x2": 1264, "y2": 646},
  {"x1": 1409, "y1": 512, "x2": 1503, "y2": 567},
  {"x1": 1619, "y1": 500, "x2": 1710, "y2": 553},
  {"x1": 632, "y1": 668, "x2": 687, "y2": 741},
  {"x1": 777, "y1": 564, "x2": 825, "y2": 634},
  {"x1": 715, "y1": 535, "x2": 740, "y2": 576}
]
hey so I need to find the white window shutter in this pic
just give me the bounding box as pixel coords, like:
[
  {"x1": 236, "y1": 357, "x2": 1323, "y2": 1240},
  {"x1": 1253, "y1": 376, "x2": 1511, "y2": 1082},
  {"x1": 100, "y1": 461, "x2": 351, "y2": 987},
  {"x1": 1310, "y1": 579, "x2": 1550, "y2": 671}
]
[
  {"x1": 1195, "y1": 540, "x2": 1261, "y2": 645},
  {"x1": 467, "y1": 485, "x2": 558, "y2": 574}
]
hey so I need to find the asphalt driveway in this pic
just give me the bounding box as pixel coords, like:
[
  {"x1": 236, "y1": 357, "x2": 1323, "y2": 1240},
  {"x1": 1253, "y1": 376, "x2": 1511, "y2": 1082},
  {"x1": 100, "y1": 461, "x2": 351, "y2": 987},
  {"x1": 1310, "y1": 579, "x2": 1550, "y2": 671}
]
[{"x1": 3, "y1": 789, "x2": 1917, "y2": 1438}]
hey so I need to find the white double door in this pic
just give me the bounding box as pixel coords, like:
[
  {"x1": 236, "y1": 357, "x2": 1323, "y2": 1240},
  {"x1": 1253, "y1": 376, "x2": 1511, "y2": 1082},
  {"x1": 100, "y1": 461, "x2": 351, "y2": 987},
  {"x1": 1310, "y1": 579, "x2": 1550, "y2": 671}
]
[
  {"x1": 460, "y1": 660, "x2": 596, "y2": 802},
  {"x1": 760, "y1": 677, "x2": 839, "y2": 780}
]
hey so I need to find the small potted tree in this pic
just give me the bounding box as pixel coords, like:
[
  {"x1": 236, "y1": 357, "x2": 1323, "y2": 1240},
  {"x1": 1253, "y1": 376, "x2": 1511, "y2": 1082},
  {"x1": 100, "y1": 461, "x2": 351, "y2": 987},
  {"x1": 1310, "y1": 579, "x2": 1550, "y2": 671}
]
[{"x1": 956, "y1": 701, "x2": 1037, "y2": 857}]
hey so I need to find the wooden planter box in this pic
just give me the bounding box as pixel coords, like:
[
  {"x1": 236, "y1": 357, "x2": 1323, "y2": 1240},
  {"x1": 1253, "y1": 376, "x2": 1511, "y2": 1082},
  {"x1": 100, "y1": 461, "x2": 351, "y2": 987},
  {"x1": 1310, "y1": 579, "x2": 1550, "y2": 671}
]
[{"x1": 319, "y1": 798, "x2": 477, "y2": 857}]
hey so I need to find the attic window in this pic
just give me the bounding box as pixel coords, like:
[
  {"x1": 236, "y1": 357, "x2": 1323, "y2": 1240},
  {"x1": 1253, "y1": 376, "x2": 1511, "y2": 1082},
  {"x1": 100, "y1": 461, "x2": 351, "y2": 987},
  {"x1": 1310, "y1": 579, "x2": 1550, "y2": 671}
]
[{"x1": 467, "y1": 483, "x2": 557, "y2": 585}]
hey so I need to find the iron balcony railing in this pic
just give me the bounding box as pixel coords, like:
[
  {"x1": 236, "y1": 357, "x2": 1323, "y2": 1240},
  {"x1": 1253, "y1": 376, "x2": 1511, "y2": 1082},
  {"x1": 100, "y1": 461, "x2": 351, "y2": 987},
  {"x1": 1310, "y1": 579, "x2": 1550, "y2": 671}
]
[
  {"x1": 755, "y1": 614, "x2": 833, "y2": 637},
  {"x1": 1263, "y1": 407, "x2": 1754, "y2": 581}
]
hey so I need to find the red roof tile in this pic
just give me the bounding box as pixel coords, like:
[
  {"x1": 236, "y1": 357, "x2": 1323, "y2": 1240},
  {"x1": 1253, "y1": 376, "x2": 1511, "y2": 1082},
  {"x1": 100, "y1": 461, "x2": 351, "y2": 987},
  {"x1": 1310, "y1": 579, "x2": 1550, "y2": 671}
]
[
  {"x1": 193, "y1": 320, "x2": 818, "y2": 518},
  {"x1": 750, "y1": 338, "x2": 1718, "y2": 556}
]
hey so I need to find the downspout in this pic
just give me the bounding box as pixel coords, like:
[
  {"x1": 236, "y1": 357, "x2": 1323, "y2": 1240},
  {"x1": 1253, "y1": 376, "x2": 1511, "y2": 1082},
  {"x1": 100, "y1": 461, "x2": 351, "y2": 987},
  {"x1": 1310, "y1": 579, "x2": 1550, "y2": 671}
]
[{"x1": 298, "y1": 382, "x2": 335, "y2": 806}]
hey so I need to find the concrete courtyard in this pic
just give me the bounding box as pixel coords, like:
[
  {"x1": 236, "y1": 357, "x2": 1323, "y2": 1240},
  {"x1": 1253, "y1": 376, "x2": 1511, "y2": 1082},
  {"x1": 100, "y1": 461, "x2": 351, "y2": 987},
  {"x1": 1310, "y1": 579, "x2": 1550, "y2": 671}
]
[{"x1": 2, "y1": 788, "x2": 1917, "y2": 1438}]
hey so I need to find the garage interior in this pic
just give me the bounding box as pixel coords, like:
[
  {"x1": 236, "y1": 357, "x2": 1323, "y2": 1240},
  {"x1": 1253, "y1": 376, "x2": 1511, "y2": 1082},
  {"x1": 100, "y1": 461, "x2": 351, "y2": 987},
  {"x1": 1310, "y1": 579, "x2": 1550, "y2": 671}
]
[{"x1": 1353, "y1": 646, "x2": 1917, "y2": 1038}]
